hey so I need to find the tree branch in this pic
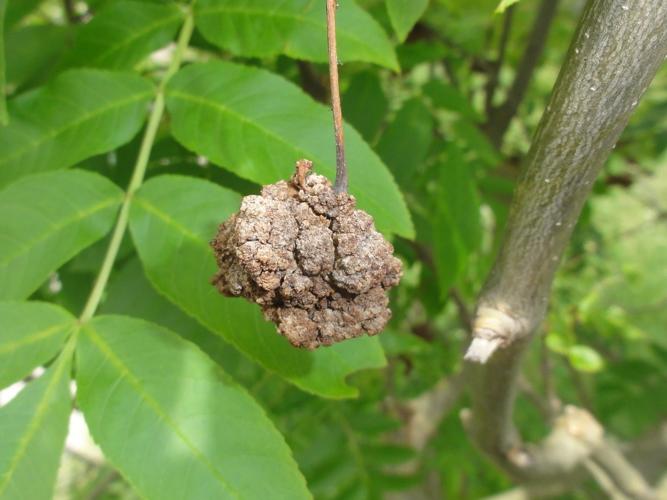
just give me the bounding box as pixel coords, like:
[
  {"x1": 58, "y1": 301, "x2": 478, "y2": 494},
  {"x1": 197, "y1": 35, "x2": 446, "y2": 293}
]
[
  {"x1": 326, "y1": 0, "x2": 348, "y2": 193},
  {"x1": 587, "y1": 439, "x2": 655, "y2": 499},
  {"x1": 485, "y1": 6, "x2": 515, "y2": 116},
  {"x1": 464, "y1": 0, "x2": 667, "y2": 484},
  {"x1": 485, "y1": 0, "x2": 560, "y2": 148}
]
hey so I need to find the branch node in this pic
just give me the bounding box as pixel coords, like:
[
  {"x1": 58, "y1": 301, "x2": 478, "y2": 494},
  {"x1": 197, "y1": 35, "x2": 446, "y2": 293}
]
[{"x1": 464, "y1": 306, "x2": 528, "y2": 363}]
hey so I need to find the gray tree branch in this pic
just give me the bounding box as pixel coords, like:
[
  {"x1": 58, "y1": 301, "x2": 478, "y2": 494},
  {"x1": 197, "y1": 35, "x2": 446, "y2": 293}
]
[{"x1": 463, "y1": 0, "x2": 667, "y2": 487}]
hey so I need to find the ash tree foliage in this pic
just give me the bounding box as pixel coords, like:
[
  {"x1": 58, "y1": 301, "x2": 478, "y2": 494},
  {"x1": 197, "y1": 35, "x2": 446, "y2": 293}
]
[{"x1": 0, "y1": 0, "x2": 667, "y2": 499}]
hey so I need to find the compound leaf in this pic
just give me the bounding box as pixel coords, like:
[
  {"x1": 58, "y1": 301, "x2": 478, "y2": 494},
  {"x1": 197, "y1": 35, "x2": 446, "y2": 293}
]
[
  {"x1": 76, "y1": 315, "x2": 310, "y2": 500},
  {"x1": 0, "y1": 69, "x2": 153, "y2": 187},
  {"x1": 0, "y1": 346, "x2": 72, "y2": 500},
  {"x1": 130, "y1": 175, "x2": 386, "y2": 399},
  {"x1": 194, "y1": 0, "x2": 397, "y2": 70},
  {"x1": 166, "y1": 61, "x2": 413, "y2": 238},
  {"x1": 0, "y1": 170, "x2": 123, "y2": 300}
]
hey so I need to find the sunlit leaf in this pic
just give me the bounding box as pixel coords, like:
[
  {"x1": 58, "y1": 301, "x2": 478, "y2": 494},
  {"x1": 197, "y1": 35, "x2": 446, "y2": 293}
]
[
  {"x1": 62, "y1": 1, "x2": 184, "y2": 70},
  {"x1": 0, "y1": 170, "x2": 123, "y2": 300},
  {"x1": 0, "y1": 346, "x2": 72, "y2": 500},
  {"x1": 568, "y1": 345, "x2": 604, "y2": 373},
  {"x1": 166, "y1": 61, "x2": 413, "y2": 238},
  {"x1": 194, "y1": 0, "x2": 398, "y2": 70},
  {"x1": 130, "y1": 175, "x2": 387, "y2": 398},
  {"x1": 77, "y1": 315, "x2": 311, "y2": 499},
  {"x1": 0, "y1": 69, "x2": 153, "y2": 187},
  {"x1": 0, "y1": 302, "x2": 75, "y2": 389}
]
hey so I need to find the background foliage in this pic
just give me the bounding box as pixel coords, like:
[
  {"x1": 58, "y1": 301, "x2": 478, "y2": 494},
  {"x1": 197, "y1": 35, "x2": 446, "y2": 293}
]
[{"x1": 0, "y1": 0, "x2": 666, "y2": 498}]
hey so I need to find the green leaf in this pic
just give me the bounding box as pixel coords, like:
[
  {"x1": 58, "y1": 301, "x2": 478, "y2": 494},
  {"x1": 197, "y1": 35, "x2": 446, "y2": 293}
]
[
  {"x1": 545, "y1": 332, "x2": 570, "y2": 355},
  {"x1": 130, "y1": 175, "x2": 386, "y2": 398},
  {"x1": 5, "y1": 0, "x2": 43, "y2": 28},
  {"x1": 77, "y1": 315, "x2": 311, "y2": 500},
  {"x1": 376, "y1": 98, "x2": 433, "y2": 190},
  {"x1": 0, "y1": 345, "x2": 72, "y2": 500},
  {"x1": 432, "y1": 145, "x2": 481, "y2": 295},
  {"x1": 5, "y1": 25, "x2": 70, "y2": 93},
  {"x1": 0, "y1": 69, "x2": 153, "y2": 188},
  {"x1": 424, "y1": 80, "x2": 481, "y2": 122},
  {"x1": 194, "y1": 0, "x2": 398, "y2": 70},
  {"x1": 102, "y1": 258, "x2": 245, "y2": 373},
  {"x1": 166, "y1": 61, "x2": 413, "y2": 238},
  {"x1": 568, "y1": 345, "x2": 604, "y2": 373},
  {"x1": 62, "y1": 1, "x2": 184, "y2": 71},
  {"x1": 342, "y1": 72, "x2": 388, "y2": 144},
  {"x1": 385, "y1": 0, "x2": 429, "y2": 42},
  {"x1": 452, "y1": 119, "x2": 500, "y2": 166},
  {"x1": 0, "y1": 170, "x2": 123, "y2": 300},
  {"x1": 495, "y1": 0, "x2": 520, "y2": 14},
  {"x1": 0, "y1": 301, "x2": 75, "y2": 389},
  {"x1": 0, "y1": 0, "x2": 8, "y2": 125}
]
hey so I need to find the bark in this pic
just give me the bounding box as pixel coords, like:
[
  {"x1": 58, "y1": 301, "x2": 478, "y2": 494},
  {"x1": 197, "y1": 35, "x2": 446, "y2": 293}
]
[{"x1": 464, "y1": 0, "x2": 667, "y2": 486}]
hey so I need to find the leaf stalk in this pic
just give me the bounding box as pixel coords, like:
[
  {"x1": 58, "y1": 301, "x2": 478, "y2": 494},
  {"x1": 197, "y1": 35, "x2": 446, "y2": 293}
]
[{"x1": 79, "y1": 10, "x2": 194, "y2": 323}]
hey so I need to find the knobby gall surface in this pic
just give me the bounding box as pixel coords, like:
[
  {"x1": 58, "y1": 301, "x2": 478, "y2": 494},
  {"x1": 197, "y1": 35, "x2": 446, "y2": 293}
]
[{"x1": 211, "y1": 160, "x2": 402, "y2": 349}]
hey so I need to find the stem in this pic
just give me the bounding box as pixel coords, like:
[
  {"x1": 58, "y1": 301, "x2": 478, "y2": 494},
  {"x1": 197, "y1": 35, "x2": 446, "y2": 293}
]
[
  {"x1": 485, "y1": 5, "x2": 515, "y2": 115},
  {"x1": 79, "y1": 10, "x2": 194, "y2": 323},
  {"x1": 0, "y1": 0, "x2": 8, "y2": 126},
  {"x1": 485, "y1": 0, "x2": 559, "y2": 148},
  {"x1": 465, "y1": 0, "x2": 667, "y2": 483},
  {"x1": 326, "y1": 0, "x2": 348, "y2": 193}
]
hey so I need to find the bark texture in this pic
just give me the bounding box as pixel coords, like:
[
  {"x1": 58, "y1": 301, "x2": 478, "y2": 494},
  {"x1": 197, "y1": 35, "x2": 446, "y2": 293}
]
[
  {"x1": 465, "y1": 0, "x2": 667, "y2": 486},
  {"x1": 211, "y1": 160, "x2": 402, "y2": 349}
]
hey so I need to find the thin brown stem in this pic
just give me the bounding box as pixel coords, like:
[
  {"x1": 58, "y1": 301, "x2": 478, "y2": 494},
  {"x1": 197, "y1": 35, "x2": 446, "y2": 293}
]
[{"x1": 326, "y1": 0, "x2": 348, "y2": 193}]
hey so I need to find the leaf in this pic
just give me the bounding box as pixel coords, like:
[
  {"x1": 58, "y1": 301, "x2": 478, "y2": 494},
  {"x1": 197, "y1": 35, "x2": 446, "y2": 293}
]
[
  {"x1": 61, "y1": 1, "x2": 184, "y2": 71},
  {"x1": 130, "y1": 175, "x2": 386, "y2": 398},
  {"x1": 453, "y1": 119, "x2": 500, "y2": 165},
  {"x1": 342, "y1": 71, "x2": 388, "y2": 144},
  {"x1": 194, "y1": 0, "x2": 398, "y2": 70},
  {"x1": 568, "y1": 345, "x2": 604, "y2": 373},
  {"x1": 0, "y1": 69, "x2": 153, "y2": 188},
  {"x1": 424, "y1": 80, "x2": 481, "y2": 122},
  {"x1": 102, "y1": 258, "x2": 247, "y2": 373},
  {"x1": 545, "y1": 332, "x2": 570, "y2": 355},
  {"x1": 76, "y1": 315, "x2": 311, "y2": 500},
  {"x1": 0, "y1": 301, "x2": 75, "y2": 389},
  {"x1": 5, "y1": 0, "x2": 43, "y2": 28},
  {"x1": 5, "y1": 25, "x2": 70, "y2": 93},
  {"x1": 0, "y1": 170, "x2": 123, "y2": 300},
  {"x1": 432, "y1": 144, "x2": 481, "y2": 295},
  {"x1": 0, "y1": 0, "x2": 7, "y2": 125},
  {"x1": 385, "y1": 0, "x2": 429, "y2": 42},
  {"x1": 166, "y1": 61, "x2": 413, "y2": 238},
  {"x1": 0, "y1": 345, "x2": 72, "y2": 500},
  {"x1": 495, "y1": 0, "x2": 520, "y2": 14},
  {"x1": 376, "y1": 98, "x2": 433, "y2": 191}
]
